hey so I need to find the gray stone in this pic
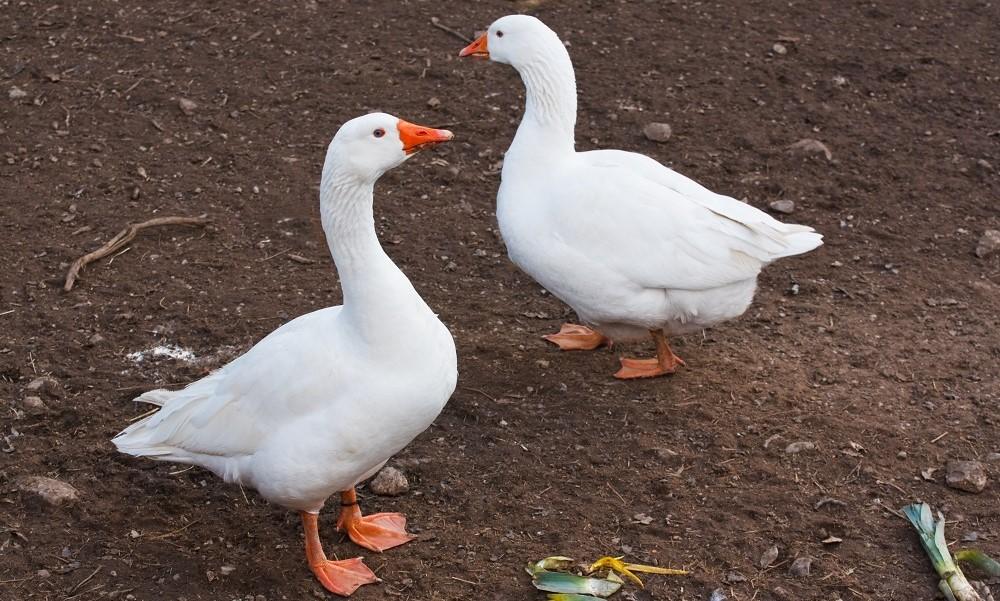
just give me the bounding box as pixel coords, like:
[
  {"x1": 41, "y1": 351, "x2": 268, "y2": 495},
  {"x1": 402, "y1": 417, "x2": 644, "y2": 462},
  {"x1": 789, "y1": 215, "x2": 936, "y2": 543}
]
[
  {"x1": 975, "y1": 230, "x2": 1000, "y2": 258},
  {"x1": 178, "y1": 98, "x2": 198, "y2": 115},
  {"x1": 789, "y1": 556, "x2": 813, "y2": 577},
  {"x1": 709, "y1": 588, "x2": 727, "y2": 601},
  {"x1": 785, "y1": 441, "x2": 816, "y2": 454},
  {"x1": 986, "y1": 452, "x2": 1000, "y2": 462},
  {"x1": 369, "y1": 467, "x2": 409, "y2": 496},
  {"x1": 772, "y1": 43, "x2": 788, "y2": 55},
  {"x1": 642, "y1": 122, "x2": 673, "y2": 143},
  {"x1": 25, "y1": 376, "x2": 62, "y2": 398},
  {"x1": 21, "y1": 396, "x2": 46, "y2": 413},
  {"x1": 946, "y1": 460, "x2": 988, "y2": 493},
  {"x1": 17, "y1": 476, "x2": 79, "y2": 506},
  {"x1": 768, "y1": 200, "x2": 795, "y2": 214},
  {"x1": 759, "y1": 544, "x2": 779, "y2": 569}
]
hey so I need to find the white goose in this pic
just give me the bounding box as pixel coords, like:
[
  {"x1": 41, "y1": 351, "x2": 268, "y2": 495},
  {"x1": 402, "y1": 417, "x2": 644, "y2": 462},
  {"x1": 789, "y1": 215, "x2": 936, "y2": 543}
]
[
  {"x1": 460, "y1": 15, "x2": 823, "y2": 379},
  {"x1": 113, "y1": 113, "x2": 457, "y2": 596}
]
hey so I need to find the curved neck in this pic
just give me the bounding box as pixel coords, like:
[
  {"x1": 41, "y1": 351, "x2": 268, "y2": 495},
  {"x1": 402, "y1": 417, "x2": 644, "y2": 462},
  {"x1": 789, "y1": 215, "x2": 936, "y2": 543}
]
[
  {"x1": 514, "y1": 41, "x2": 577, "y2": 155},
  {"x1": 319, "y1": 165, "x2": 412, "y2": 319}
]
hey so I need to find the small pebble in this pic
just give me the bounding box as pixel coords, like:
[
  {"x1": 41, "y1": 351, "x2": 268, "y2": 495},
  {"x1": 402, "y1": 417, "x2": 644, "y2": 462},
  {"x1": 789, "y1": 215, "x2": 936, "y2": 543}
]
[
  {"x1": 369, "y1": 466, "x2": 409, "y2": 496},
  {"x1": 16, "y1": 476, "x2": 80, "y2": 506},
  {"x1": 25, "y1": 376, "x2": 63, "y2": 398},
  {"x1": 897, "y1": 450, "x2": 908, "y2": 459},
  {"x1": 785, "y1": 441, "x2": 816, "y2": 454},
  {"x1": 21, "y1": 395, "x2": 46, "y2": 413},
  {"x1": 975, "y1": 230, "x2": 1000, "y2": 258},
  {"x1": 642, "y1": 122, "x2": 672, "y2": 143},
  {"x1": 709, "y1": 588, "x2": 727, "y2": 601},
  {"x1": 88, "y1": 333, "x2": 106, "y2": 346},
  {"x1": 427, "y1": 97, "x2": 441, "y2": 108},
  {"x1": 768, "y1": 199, "x2": 795, "y2": 214},
  {"x1": 9, "y1": 86, "x2": 28, "y2": 99},
  {"x1": 946, "y1": 460, "x2": 988, "y2": 493},
  {"x1": 789, "y1": 556, "x2": 812, "y2": 577},
  {"x1": 772, "y1": 586, "x2": 794, "y2": 601},
  {"x1": 772, "y1": 43, "x2": 788, "y2": 55},
  {"x1": 759, "y1": 544, "x2": 779, "y2": 569},
  {"x1": 986, "y1": 452, "x2": 1000, "y2": 462},
  {"x1": 178, "y1": 98, "x2": 198, "y2": 115}
]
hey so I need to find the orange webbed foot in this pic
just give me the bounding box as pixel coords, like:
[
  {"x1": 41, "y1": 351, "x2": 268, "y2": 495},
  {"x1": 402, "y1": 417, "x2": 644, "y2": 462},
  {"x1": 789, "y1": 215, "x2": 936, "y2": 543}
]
[
  {"x1": 336, "y1": 490, "x2": 414, "y2": 553},
  {"x1": 542, "y1": 323, "x2": 611, "y2": 351},
  {"x1": 301, "y1": 512, "x2": 378, "y2": 597},
  {"x1": 613, "y1": 329, "x2": 685, "y2": 380},
  {"x1": 614, "y1": 357, "x2": 680, "y2": 379},
  {"x1": 310, "y1": 556, "x2": 379, "y2": 597}
]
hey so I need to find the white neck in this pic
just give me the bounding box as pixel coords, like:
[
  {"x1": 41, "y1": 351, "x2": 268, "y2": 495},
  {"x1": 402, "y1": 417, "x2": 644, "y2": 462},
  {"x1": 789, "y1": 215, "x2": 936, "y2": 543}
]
[
  {"x1": 319, "y1": 162, "x2": 419, "y2": 333},
  {"x1": 511, "y1": 39, "x2": 578, "y2": 156}
]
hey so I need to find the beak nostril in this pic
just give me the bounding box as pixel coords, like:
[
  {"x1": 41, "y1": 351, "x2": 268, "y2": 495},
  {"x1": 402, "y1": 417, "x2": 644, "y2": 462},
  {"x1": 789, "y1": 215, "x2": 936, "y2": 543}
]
[{"x1": 417, "y1": 131, "x2": 427, "y2": 137}]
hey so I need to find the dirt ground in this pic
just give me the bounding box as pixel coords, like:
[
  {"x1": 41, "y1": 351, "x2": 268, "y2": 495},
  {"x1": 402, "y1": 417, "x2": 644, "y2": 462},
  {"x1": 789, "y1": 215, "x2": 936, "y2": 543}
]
[{"x1": 1, "y1": 1, "x2": 998, "y2": 600}]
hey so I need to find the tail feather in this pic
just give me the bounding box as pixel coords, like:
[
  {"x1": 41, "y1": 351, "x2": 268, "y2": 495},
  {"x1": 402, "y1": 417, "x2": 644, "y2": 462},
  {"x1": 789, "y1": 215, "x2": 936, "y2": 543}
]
[
  {"x1": 776, "y1": 228, "x2": 823, "y2": 258},
  {"x1": 133, "y1": 388, "x2": 175, "y2": 407}
]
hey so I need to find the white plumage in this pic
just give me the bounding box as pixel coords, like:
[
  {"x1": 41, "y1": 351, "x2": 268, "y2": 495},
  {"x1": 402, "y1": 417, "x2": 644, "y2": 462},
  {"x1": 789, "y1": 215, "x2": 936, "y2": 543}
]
[
  {"x1": 113, "y1": 113, "x2": 457, "y2": 596},
  {"x1": 462, "y1": 16, "x2": 822, "y2": 377}
]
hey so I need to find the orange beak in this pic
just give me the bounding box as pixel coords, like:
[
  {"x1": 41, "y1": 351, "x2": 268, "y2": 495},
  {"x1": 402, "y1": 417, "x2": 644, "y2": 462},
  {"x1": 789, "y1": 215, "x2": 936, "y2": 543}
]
[
  {"x1": 396, "y1": 120, "x2": 453, "y2": 155},
  {"x1": 458, "y1": 33, "x2": 489, "y2": 58}
]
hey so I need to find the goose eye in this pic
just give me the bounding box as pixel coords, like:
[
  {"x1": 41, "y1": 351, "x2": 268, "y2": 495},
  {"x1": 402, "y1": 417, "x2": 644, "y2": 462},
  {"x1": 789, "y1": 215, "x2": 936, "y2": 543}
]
[
  {"x1": 373, "y1": 128, "x2": 385, "y2": 138},
  {"x1": 496, "y1": 30, "x2": 504, "y2": 38}
]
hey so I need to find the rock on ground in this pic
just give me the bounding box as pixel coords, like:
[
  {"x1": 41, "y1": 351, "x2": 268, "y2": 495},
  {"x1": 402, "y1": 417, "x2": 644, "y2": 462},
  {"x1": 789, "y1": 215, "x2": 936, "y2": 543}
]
[
  {"x1": 785, "y1": 441, "x2": 816, "y2": 454},
  {"x1": 642, "y1": 122, "x2": 672, "y2": 143},
  {"x1": 369, "y1": 466, "x2": 409, "y2": 496},
  {"x1": 945, "y1": 460, "x2": 988, "y2": 493},
  {"x1": 789, "y1": 556, "x2": 813, "y2": 577},
  {"x1": 21, "y1": 396, "x2": 47, "y2": 413},
  {"x1": 25, "y1": 376, "x2": 63, "y2": 398},
  {"x1": 16, "y1": 476, "x2": 80, "y2": 506},
  {"x1": 975, "y1": 229, "x2": 1000, "y2": 258},
  {"x1": 769, "y1": 200, "x2": 796, "y2": 214}
]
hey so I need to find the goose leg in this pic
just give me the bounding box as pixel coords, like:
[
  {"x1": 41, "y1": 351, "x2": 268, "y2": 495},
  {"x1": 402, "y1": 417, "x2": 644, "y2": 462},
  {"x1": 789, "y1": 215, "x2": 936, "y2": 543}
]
[
  {"x1": 614, "y1": 329, "x2": 686, "y2": 379},
  {"x1": 301, "y1": 511, "x2": 378, "y2": 596},
  {"x1": 542, "y1": 323, "x2": 611, "y2": 351},
  {"x1": 335, "y1": 488, "x2": 414, "y2": 552}
]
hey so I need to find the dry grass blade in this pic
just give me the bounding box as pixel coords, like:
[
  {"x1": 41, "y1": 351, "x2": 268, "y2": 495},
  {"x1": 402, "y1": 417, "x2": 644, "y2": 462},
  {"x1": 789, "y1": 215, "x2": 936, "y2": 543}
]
[{"x1": 63, "y1": 215, "x2": 211, "y2": 291}]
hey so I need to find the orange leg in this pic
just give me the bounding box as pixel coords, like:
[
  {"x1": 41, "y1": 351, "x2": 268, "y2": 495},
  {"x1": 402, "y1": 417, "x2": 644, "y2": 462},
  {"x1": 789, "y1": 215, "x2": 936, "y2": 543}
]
[
  {"x1": 542, "y1": 323, "x2": 611, "y2": 351},
  {"x1": 301, "y1": 511, "x2": 378, "y2": 597},
  {"x1": 614, "y1": 329, "x2": 686, "y2": 379},
  {"x1": 335, "y1": 488, "x2": 414, "y2": 553}
]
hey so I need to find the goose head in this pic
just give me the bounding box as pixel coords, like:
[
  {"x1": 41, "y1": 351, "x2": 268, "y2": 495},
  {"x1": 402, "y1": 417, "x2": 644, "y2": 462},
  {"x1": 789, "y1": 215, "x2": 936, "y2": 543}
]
[
  {"x1": 329, "y1": 112, "x2": 453, "y2": 181},
  {"x1": 458, "y1": 15, "x2": 562, "y2": 67}
]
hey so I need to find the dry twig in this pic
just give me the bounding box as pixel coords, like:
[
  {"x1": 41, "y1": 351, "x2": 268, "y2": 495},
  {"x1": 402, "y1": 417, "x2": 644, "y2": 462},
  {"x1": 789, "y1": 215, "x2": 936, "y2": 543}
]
[
  {"x1": 64, "y1": 216, "x2": 210, "y2": 291},
  {"x1": 430, "y1": 17, "x2": 472, "y2": 43}
]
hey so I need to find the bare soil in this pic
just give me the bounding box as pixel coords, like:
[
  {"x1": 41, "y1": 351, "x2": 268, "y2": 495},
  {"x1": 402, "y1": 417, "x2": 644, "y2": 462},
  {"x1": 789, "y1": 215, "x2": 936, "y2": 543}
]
[{"x1": 1, "y1": 1, "x2": 998, "y2": 600}]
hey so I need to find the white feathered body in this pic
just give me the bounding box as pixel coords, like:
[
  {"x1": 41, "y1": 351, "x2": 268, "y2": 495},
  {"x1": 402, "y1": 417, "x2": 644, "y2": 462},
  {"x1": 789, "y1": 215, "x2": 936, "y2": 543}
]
[
  {"x1": 114, "y1": 114, "x2": 460, "y2": 514},
  {"x1": 482, "y1": 14, "x2": 823, "y2": 343},
  {"x1": 114, "y1": 299, "x2": 456, "y2": 512},
  {"x1": 498, "y1": 146, "x2": 822, "y2": 342}
]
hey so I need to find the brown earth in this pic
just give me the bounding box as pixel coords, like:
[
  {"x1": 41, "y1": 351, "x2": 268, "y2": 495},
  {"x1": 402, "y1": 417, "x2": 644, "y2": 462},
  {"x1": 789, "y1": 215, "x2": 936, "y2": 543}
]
[{"x1": 1, "y1": 1, "x2": 999, "y2": 600}]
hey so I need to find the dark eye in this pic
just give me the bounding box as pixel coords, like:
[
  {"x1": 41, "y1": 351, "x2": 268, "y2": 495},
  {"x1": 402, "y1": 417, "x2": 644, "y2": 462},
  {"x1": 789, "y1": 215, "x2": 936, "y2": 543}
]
[
  {"x1": 496, "y1": 30, "x2": 504, "y2": 38},
  {"x1": 373, "y1": 128, "x2": 385, "y2": 138}
]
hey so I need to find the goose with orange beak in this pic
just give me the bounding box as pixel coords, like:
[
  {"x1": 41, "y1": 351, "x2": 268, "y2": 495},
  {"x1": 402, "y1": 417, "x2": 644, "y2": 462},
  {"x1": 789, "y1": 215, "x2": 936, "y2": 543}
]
[
  {"x1": 459, "y1": 15, "x2": 822, "y2": 379},
  {"x1": 113, "y1": 113, "x2": 458, "y2": 596}
]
